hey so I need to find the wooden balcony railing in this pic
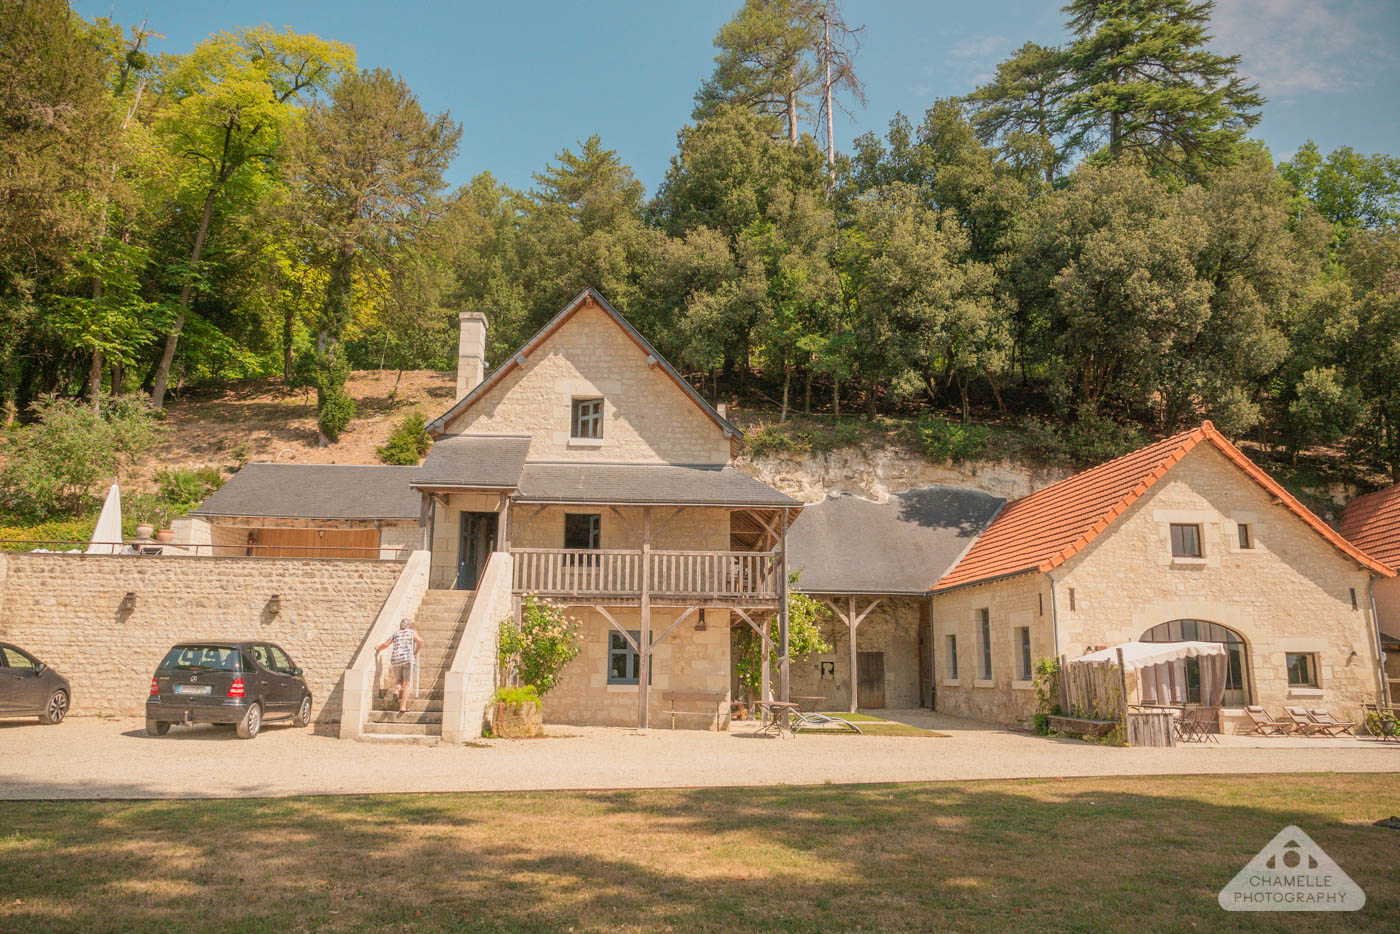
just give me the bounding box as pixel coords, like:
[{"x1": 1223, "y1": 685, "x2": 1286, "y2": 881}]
[{"x1": 510, "y1": 548, "x2": 780, "y2": 601}]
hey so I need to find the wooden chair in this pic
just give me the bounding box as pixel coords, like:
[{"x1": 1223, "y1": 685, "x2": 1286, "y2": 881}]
[
  {"x1": 1176, "y1": 706, "x2": 1219, "y2": 743},
  {"x1": 1243, "y1": 706, "x2": 1292, "y2": 736},
  {"x1": 1306, "y1": 708, "x2": 1356, "y2": 737},
  {"x1": 1282, "y1": 706, "x2": 1329, "y2": 736}
]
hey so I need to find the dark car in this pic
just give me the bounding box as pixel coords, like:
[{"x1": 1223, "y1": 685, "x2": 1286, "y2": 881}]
[
  {"x1": 0, "y1": 642, "x2": 70, "y2": 725},
  {"x1": 146, "y1": 641, "x2": 312, "y2": 739}
]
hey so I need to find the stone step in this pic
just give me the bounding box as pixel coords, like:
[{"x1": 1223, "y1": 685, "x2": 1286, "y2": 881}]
[
  {"x1": 353, "y1": 733, "x2": 440, "y2": 747},
  {"x1": 364, "y1": 720, "x2": 442, "y2": 736},
  {"x1": 420, "y1": 590, "x2": 475, "y2": 605},
  {"x1": 368, "y1": 709, "x2": 444, "y2": 725},
  {"x1": 373, "y1": 699, "x2": 445, "y2": 713}
]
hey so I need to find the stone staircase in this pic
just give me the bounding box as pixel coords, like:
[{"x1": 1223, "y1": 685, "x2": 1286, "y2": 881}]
[{"x1": 362, "y1": 589, "x2": 474, "y2": 742}]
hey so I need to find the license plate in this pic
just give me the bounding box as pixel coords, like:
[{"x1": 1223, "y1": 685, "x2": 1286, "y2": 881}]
[{"x1": 175, "y1": 684, "x2": 212, "y2": 695}]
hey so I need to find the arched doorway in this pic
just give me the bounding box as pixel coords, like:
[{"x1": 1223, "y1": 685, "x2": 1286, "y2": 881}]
[{"x1": 1140, "y1": 620, "x2": 1251, "y2": 706}]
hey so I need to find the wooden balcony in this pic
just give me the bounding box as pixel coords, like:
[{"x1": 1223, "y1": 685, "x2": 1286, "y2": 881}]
[{"x1": 510, "y1": 548, "x2": 780, "y2": 605}]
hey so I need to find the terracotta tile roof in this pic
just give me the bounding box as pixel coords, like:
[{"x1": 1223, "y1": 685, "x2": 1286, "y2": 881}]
[
  {"x1": 931, "y1": 421, "x2": 1393, "y2": 593},
  {"x1": 1340, "y1": 483, "x2": 1400, "y2": 570}
]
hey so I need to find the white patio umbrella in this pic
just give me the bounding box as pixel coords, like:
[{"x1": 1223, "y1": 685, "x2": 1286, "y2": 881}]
[{"x1": 86, "y1": 480, "x2": 122, "y2": 555}]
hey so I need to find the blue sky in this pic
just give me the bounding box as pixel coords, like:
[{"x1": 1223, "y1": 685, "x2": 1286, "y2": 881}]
[{"x1": 76, "y1": 0, "x2": 1400, "y2": 194}]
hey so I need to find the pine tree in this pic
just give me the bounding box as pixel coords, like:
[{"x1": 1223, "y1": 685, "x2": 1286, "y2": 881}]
[
  {"x1": 1059, "y1": 0, "x2": 1263, "y2": 177},
  {"x1": 963, "y1": 42, "x2": 1069, "y2": 184}
]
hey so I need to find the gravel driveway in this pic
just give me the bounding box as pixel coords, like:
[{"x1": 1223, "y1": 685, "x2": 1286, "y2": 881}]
[{"x1": 2, "y1": 709, "x2": 1395, "y2": 800}]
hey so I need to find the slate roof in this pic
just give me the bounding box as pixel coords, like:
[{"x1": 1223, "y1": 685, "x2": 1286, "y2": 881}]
[
  {"x1": 514, "y1": 463, "x2": 800, "y2": 508},
  {"x1": 932, "y1": 421, "x2": 1393, "y2": 593},
  {"x1": 787, "y1": 488, "x2": 1006, "y2": 595},
  {"x1": 427, "y1": 288, "x2": 742, "y2": 444},
  {"x1": 1339, "y1": 483, "x2": 1400, "y2": 570},
  {"x1": 191, "y1": 464, "x2": 421, "y2": 520},
  {"x1": 412, "y1": 434, "x2": 531, "y2": 490}
]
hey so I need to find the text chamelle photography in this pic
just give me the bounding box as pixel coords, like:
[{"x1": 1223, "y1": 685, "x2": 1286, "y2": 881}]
[{"x1": 2, "y1": 0, "x2": 1399, "y2": 930}]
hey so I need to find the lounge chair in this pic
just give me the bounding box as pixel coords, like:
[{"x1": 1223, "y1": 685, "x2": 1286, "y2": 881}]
[
  {"x1": 1243, "y1": 706, "x2": 1291, "y2": 736},
  {"x1": 1282, "y1": 706, "x2": 1329, "y2": 736},
  {"x1": 1306, "y1": 708, "x2": 1356, "y2": 737}
]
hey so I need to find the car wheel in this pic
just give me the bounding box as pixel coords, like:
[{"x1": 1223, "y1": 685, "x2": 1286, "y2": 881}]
[
  {"x1": 293, "y1": 694, "x2": 312, "y2": 728},
  {"x1": 40, "y1": 689, "x2": 69, "y2": 725},
  {"x1": 145, "y1": 718, "x2": 171, "y2": 736},
  {"x1": 235, "y1": 703, "x2": 262, "y2": 740}
]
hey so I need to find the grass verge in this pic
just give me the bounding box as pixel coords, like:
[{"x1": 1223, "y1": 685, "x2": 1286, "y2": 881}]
[{"x1": 1, "y1": 773, "x2": 1396, "y2": 932}]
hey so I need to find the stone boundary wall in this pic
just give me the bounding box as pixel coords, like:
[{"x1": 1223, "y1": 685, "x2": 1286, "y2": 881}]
[
  {"x1": 0, "y1": 553, "x2": 402, "y2": 724},
  {"x1": 442, "y1": 551, "x2": 513, "y2": 743}
]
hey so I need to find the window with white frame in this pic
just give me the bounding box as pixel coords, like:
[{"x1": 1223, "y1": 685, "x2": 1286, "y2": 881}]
[
  {"x1": 1237, "y1": 523, "x2": 1253, "y2": 549},
  {"x1": 1017, "y1": 626, "x2": 1032, "y2": 681},
  {"x1": 946, "y1": 635, "x2": 958, "y2": 679},
  {"x1": 571, "y1": 397, "x2": 604, "y2": 439},
  {"x1": 978, "y1": 609, "x2": 992, "y2": 680}
]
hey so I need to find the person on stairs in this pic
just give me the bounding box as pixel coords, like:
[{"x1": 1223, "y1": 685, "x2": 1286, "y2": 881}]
[{"x1": 377, "y1": 618, "x2": 422, "y2": 714}]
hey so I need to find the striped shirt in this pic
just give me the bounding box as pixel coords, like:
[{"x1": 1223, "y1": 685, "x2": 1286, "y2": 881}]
[{"x1": 390, "y1": 629, "x2": 417, "y2": 665}]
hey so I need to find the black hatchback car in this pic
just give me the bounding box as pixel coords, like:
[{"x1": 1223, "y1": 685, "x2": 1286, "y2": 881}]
[
  {"x1": 0, "y1": 642, "x2": 70, "y2": 725},
  {"x1": 146, "y1": 642, "x2": 312, "y2": 739}
]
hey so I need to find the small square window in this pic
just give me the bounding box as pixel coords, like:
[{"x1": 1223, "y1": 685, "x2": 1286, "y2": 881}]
[
  {"x1": 1170, "y1": 523, "x2": 1202, "y2": 558},
  {"x1": 1237, "y1": 523, "x2": 1253, "y2": 549},
  {"x1": 1017, "y1": 627, "x2": 1032, "y2": 681},
  {"x1": 1286, "y1": 652, "x2": 1318, "y2": 688},
  {"x1": 607, "y1": 630, "x2": 650, "y2": 685},
  {"x1": 571, "y1": 397, "x2": 604, "y2": 439},
  {"x1": 946, "y1": 635, "x2": 958, "y2": 679}
]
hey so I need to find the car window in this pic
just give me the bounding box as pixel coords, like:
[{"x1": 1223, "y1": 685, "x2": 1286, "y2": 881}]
[
  {"x1": 158, "y1": 646, "x2": 239, "y2": 671},
  {"x1": 2, "y1": 647, "x2": 35, "y2": 670},
  {"x1": 241, "y1": 651, "x2": 258, "y2": 672},
  {"x1": 249, "y1": 645, "x2": 272, "y2": 670},
  {"x1": 268, "y1": 646, "x2": 295, "y2": 674}
]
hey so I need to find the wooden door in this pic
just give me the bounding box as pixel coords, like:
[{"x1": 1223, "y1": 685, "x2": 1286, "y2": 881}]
[
  {"x1": 248, "y1": 527, "x2": 379, "y2": 558},
  {"x1": 457, "y1": 512, "x2": 499, "y2": 589},
  {"x1": 857, "y1": 651, "x2": 886, "y2": 709}
]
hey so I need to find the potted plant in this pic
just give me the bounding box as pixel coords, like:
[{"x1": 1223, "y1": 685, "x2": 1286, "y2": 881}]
[
  {"x1": 494, "y1": 595, "x2": 580, "y2": 737},
  {"x1": 491, "y1": 685, "x2": 543, "y2": 738},
  {"x1": 133, "y1": 522, "x2": 155, "y2": 541}
]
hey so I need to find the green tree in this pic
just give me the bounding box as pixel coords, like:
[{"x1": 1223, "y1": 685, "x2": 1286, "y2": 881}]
[
  {"x1": 148, "y1": 26, "x2": 354, "y2": 408},
  {"x1": 0, "y1": 394, "x2": 157, "y2": 518},
  {"x1": 1279, "y1": 141, "x2": 1400, "y2": 233},
  {"x1": 292, "y1": 67, "x2": 459, "y2": 442},
  {"x1": 963, "y1": 41, "x2": 1070, "y2": 184},
  {"x1": 1060, "y1": 0, "x2": 1263, "y2": 177}
]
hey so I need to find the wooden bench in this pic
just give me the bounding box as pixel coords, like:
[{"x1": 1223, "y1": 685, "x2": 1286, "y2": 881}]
[
  {"x1": 661, "y1": 691, "x2": 727, "y2": 730},
  {"x1": 1047, "y1": 715, "x2": 1118, "y2": 737}
]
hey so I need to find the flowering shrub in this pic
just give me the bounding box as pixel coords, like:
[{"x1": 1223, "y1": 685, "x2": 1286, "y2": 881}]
[{"x1": 498, "y1": 595, "x2": 580, "y2": 696}]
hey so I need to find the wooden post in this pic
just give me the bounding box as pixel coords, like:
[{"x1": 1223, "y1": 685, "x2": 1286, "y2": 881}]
[
  {"x1": 778, "y1": 508, "x2": 790, "y2": 703},
  {"x1": 848, "y1": 595, "x2": 858, "y2": 713},
  {"x1": 1058, "y1": 653, "x2": 1069, "y2": 714},
  {"x1": 419, "y1": 492, "x2": 431, "y2": 551},
  {"x1": 638, "y1": 507, "x2": 652, "y2": 731},
  {"x1": 497, "y1": 493, "x2": 510, "y2": 551},
  {"x1": 1115, "y1": 646, "x2": 1130, "y2": 727}
]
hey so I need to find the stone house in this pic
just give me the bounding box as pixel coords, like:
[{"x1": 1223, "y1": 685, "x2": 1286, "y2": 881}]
[
  {"x1": 1339, "y1": 485, "x2": 1400, "y2": 699},
  {"x1": 928, "y1": 423, "x2": 1394, "y2": 728}
]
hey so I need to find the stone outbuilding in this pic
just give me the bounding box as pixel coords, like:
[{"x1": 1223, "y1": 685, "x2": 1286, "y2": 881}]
[{"x1": 928, "y1": 422, "x2": 1395, "y2": 729}]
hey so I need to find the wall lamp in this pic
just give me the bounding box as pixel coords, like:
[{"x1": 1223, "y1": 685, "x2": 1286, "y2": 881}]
[
  {"x1": 119, "y1": 592, "x2": 137, "y2": 612},
  {"x1": 694, "y1": 609, "x2": 707, "y2": 631},
  {"x1": 267, "y1": 594, "x2": 282, "y2": 616}
]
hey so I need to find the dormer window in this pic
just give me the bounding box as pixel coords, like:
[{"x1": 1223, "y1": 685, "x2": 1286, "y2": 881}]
[{"x1": 571, "y1": 397, "x2": 604, "y2": 440}]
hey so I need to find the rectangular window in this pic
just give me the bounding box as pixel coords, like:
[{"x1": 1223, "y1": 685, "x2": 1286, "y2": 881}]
[
  {"x1": 563, "y1": 513, "x2": 601, "y2": 567},
  {"x1": 1170, "y1": 523, "x2": 1203, "y2": 557},
  {"x1": 571, "y1": 397, "x2": 604, "y2": 439},
  {"x1": 1286, "y1": 652, "x2": 1318, "y2": 688},
  {"x1": 946, "y1": 635, "x2": 958, "y2": 679},
  {"x1": 979, "y1": 609, "x2": 992, "y2": 680},
  {"x1": 607, "y1": 630, "x2": 651, "y2": 685},
  {"x1": 1237, "y1": 523, "x2": 1253, "y2": 549},
  {"x1": 1017, "y1": 627, "x2": 1032, "y2": 681}
]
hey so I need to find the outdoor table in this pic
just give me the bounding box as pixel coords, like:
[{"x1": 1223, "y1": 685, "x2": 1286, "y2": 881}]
[
  {"x1": 753, "y1": 700, "x2": 802, "y2": 736},
  {"x1": 789, "y1": 695, "x2": 826, "y2": 712}
]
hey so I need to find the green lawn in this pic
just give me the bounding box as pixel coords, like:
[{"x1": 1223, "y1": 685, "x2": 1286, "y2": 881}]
[{"x1": 2, "y1": 773, "x2": 1398, "y2": 932}]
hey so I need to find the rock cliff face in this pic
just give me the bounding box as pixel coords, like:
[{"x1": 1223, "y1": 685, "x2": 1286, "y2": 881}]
[{"x1": 735, "y1": 445, "x2": 1074, "y2": 504}]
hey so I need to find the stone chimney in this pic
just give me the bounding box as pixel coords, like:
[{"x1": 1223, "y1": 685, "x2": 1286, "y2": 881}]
[{"x1": 456, "y1": 311, "x2": 488, "y2": 400}]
